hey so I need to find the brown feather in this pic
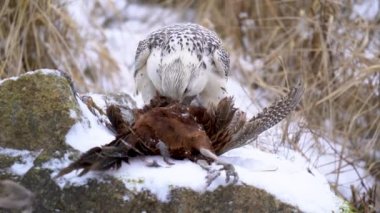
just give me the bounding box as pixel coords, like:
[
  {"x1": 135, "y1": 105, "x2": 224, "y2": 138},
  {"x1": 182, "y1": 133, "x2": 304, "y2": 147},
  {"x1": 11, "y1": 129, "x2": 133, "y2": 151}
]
[
  {"x1": 133, "y1": 103, "x2": 213, "y2": 160},
  {"x1": 106, "y1": 105, "x2": 131, "y2": 135}
]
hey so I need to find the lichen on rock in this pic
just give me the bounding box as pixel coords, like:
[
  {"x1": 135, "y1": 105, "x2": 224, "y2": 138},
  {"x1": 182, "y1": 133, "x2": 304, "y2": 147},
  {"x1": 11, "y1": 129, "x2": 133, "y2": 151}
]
[{"x1": 0, "y1": 69, "x2": 80, "y2": 153}]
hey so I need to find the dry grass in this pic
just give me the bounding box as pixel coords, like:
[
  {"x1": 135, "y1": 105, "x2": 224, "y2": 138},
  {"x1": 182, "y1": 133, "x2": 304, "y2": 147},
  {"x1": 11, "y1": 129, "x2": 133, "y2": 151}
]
[
  {"x1": 0, "y1": 0, "x2": 118, "y2": 92},
  {"x1": 1, "y1": 0, "x2": 379, "y2": 211}
]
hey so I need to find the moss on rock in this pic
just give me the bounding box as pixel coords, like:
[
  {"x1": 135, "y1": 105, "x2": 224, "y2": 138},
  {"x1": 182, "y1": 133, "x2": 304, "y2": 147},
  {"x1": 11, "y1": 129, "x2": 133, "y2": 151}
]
[
  {"x1": 18, "y1": 168, "x2": 128, "y2": 212},
  {"x1": 167, "y1": 186, "x2": 298, "y2": 212},
  {"x1": 12, "y1": 167, "x2": 298, "y2": 213},
  {"x1": 0, "y1": 70, "x2": 80, "y2": 153},
  {"x1": 0, "y1": 155, "x2": 19, "y2": 169}
]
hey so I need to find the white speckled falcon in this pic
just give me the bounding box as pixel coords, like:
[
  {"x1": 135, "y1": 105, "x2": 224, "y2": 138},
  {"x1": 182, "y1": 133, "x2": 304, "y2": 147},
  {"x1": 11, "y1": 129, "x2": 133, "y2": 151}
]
[{"x1": 134, "y1": 23, "x2": 229, "y2": 106}]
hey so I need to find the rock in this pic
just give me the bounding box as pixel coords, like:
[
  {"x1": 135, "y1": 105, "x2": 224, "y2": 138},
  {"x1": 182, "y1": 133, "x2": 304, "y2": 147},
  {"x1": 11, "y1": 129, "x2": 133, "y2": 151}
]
[
  {"x1": 0, "y1": 180, "x2": 34, "y2": 212},
  {"x1": 11, "y1": 168, "x2": 296, "y2": 212},
  {"x1": 18, "y1": 168, "x2": 128, "y2": 212},
  {"x1": 166, "y1": 186, "x2": 297, "y2": 212},
  {"x1": 0, "y1": 70, "x2": 80, "y2": 153}
]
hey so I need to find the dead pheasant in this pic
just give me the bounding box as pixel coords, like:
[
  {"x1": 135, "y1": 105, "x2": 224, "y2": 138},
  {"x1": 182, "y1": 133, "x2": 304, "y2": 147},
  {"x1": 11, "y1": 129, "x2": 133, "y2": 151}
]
[{"x1": 56, "y1": 79, "x2": 304, "y2": 185}]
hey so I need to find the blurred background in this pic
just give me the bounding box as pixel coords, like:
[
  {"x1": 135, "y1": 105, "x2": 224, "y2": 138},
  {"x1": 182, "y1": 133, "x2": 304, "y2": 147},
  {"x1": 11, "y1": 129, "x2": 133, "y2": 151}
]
[{"x1": 0, "y1": 0, "x2": 379, "y2": 211}]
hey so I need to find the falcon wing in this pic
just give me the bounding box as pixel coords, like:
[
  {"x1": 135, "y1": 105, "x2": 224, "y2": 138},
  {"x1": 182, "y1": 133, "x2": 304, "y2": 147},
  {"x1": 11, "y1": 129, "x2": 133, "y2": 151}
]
[
  {"x1": 213, "y1": 46, "x2": 230, "y2": 78},
  {"x1": 134, "y1": 39, "x2": 151, "y2": 77}
]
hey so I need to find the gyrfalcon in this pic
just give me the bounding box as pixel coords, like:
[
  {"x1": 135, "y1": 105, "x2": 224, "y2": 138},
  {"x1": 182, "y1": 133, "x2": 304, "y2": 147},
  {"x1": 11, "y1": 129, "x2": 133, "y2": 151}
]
[{"x1": 134, "y1": 23, "x2": 229, "y2": 106}]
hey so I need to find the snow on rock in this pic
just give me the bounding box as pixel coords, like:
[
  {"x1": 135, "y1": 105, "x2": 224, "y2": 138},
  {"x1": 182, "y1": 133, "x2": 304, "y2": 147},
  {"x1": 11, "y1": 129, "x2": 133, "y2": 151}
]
[
  {"x1": 111, "y1": 146, "x2": 343, "y2": 212},
  {"x1": 0, "y1": 147, "x2": 42, "y2": 176},
  {"x1": 65, "y1": 96, "x2": 114, "y2": 152},
  {"x1": 42, "y1": 152, "x2": 101, "y2": 188},
  {"x1": 0, "y1": 69, "x2": 63, "y2": 86},
  {"x1": 223, "y1": 147, "x2": 343, "y2": 213}
]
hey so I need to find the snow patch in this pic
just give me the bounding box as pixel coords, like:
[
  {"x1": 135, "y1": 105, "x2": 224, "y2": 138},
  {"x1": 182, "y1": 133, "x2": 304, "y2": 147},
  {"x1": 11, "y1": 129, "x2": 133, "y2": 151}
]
[
  {"x1": 113, "y1": 157, "x2": 207, "y2": 202},
  {"x1": 122, "y1": 194, "x2": 130, "y2": 201},
  {"x1": 65, "y1": 96, "x2": 114, "y2": 152},
  {"x1": 108, "y1": 147, "x2": 343, "y2": 212},
  {"x1": 351, "y1": 0, "x2": 379, "y2": 21},
  {"x1": 0, "y1": 147, "x2": 42, "y2": 176},
  {"x1": 69, "y1": 109, "x2": 78, "y2": 119},
  {"x1": 42, "y1": 153, "x2": 101, "y2": 188},
  {"x1": 256, "y1": 117, "x2": 374, "y2": 201},
  {"x1": 226, "y1": 78, "x2": 260, "y2": 117},
  {"x1": 0, "y1": 69, "x2": 63, "y2": 86},
  {"x1": 224, "y1": 147, "x2": 343, "y2": 212},
  {"x1": 0, "y1": 75, "x2": 19, "y2": 86}
]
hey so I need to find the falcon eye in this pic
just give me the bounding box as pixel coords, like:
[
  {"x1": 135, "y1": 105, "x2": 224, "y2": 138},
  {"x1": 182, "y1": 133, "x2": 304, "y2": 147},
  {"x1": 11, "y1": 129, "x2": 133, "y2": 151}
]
[{"x1": 184, "y1": 88, "x2": 189, "y2": 94}]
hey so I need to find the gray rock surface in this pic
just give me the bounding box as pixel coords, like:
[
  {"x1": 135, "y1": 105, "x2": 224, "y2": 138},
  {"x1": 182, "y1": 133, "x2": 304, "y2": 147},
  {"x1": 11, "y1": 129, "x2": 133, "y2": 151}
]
[{"x1": 0, "y1": 70, "x2": 79, "y2": 153}]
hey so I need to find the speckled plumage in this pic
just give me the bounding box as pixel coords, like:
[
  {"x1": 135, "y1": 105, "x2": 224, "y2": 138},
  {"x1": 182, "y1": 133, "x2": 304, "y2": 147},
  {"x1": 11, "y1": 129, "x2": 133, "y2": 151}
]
[{"x1": 134, "y1": 23, "x2": 229, "y2": 106}]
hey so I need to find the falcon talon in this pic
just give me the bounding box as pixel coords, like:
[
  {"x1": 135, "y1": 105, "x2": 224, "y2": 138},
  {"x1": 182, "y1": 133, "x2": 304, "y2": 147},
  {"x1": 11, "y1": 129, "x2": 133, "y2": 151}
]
[
  {"x1": 222, "y1": 164, "x2": 238, "y2": 184},
  {"x1": 145, "y1": 160, "x2": 161, "y2": 168},
  {"x1": 205, "y1": 169, "x2": 221, "y2": 187},
  {"x1": 163, "y1": 157, "x2": 175, "y2": 166}
]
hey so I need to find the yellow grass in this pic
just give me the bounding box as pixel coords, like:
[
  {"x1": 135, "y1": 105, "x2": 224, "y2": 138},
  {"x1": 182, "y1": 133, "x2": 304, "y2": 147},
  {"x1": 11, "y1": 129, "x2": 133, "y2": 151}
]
[{"x1": 0, "y1": 0, "x2": 118, "y2": 92}]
